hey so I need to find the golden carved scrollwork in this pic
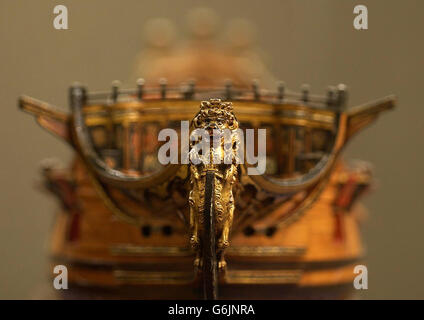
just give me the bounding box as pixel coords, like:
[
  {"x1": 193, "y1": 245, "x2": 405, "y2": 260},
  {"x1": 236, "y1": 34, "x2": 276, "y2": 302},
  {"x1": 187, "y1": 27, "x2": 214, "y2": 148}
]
[{"x1": 189, "y1": 99, "x2": 240, "y2": 271}]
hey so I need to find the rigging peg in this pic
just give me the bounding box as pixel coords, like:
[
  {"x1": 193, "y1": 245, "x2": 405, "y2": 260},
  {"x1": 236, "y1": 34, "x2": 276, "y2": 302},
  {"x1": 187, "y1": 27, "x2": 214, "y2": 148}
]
[
  {"x1": 336, "y1": 83, "x2": 348, "y2": 110},
  {"x1": 136, "y1": 78, "x2": 145, "y2": 100},
  {"x1": 111, "y1": 80, "x2": 120, "y2": 103},
  {"x1": 159, "y1": 78, "x2": 167, "y2": 99},
  {"x1": 301, "y1": 84, "x2": 310, "y2": 103},
  {"x1": 277, "y1": 81, "x2": 285, "y2": 102},
  {"x1": 225, "y1": 79, "x2": 233, "y2": 100},
  {"x1": 252, "y1": 79, "x2": 260, "y2": 100},
  {"x1": 327, "y1": 86, "x2": 336, "y2": 107}
]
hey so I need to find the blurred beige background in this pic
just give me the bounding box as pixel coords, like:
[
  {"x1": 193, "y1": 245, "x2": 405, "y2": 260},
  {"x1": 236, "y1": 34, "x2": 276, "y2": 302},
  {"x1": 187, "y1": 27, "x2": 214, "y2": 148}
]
[{"x1": 0, "y1": 0, "x2": 423, "y2": 299}]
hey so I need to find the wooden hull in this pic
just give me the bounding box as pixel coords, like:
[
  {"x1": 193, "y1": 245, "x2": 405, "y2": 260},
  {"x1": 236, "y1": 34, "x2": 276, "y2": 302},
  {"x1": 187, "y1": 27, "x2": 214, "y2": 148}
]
[{"x1": 47, "y1": 158, "x2": 365, "y2": 299}]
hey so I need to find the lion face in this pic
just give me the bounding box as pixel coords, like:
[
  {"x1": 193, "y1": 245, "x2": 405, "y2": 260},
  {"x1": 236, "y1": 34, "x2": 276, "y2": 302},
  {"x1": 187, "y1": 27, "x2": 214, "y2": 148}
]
[
  {"x1": 190, "y1": 99, "x2": 240, "y2": 167},
  {"x1": 193, "y1": 99, "x2": 238, "y2": 133}
]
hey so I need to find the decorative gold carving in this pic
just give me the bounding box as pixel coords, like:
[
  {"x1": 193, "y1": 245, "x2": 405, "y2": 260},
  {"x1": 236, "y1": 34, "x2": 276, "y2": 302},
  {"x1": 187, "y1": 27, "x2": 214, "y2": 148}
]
[
  {"x1": 110, "y1": 245, "x2": 193, "y2": 257},
  {"x1": 114, "y1": 270, "x2": 195, "y2": 284},
  {"x1": 109, "y1": 245, "x2": 306, "y2": 257},
  {"x1": 189, "y1": 99, "x2": 240, "y2": 271},
  {"x1": 227, "y1": 246, "x2": 306, "y2": 257},
  {"x1": 225, "y1": 269, "x2": 302, "y2": 284}
]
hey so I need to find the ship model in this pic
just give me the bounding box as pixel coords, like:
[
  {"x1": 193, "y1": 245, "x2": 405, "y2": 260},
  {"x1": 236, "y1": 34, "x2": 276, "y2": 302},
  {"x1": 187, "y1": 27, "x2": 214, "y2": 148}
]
[{"x1": 19, "y1": 11, "x2": 395, "y2": 299}]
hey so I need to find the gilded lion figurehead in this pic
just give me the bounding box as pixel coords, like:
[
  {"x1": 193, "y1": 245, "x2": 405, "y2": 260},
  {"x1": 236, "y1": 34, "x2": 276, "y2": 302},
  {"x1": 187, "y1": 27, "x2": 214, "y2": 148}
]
[{"x1": 192, "y1": 99, "x2": 238, "y2": 132}]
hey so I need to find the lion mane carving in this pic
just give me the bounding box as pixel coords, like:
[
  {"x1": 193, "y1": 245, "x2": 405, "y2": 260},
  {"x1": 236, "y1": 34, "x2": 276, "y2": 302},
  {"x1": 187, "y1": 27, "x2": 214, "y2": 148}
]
[{"x1": 189, "y1": 99, "x2": 240, "y2": 271}]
